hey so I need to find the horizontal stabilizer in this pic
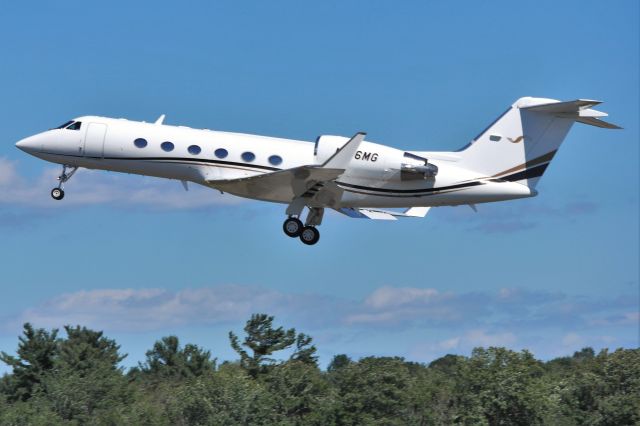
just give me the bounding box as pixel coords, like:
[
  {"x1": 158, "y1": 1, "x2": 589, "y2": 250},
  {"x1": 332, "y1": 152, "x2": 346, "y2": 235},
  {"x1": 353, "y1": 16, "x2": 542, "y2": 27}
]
[
  {"x1": 575, "y1": 116, "x2": 622, "y2": 129},
  {"x1": 521, "y1": 99, "x2": 602, "y2": 113},
  {"x1": 338, "y1": 207, "x2": 431, "y2": 220},
  {"x1": 521, "y1": 98, "x2": 622, "y2": 129}
]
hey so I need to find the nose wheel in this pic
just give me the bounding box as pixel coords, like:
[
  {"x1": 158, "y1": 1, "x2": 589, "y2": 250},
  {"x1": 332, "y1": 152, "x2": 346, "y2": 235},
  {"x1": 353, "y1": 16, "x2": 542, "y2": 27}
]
[
  {"x1": 51, "y1": 188, "x2": 65, "y2": 200},
  {"x1": 50, "y1": 165, "x2": 77, "y2": 201}
]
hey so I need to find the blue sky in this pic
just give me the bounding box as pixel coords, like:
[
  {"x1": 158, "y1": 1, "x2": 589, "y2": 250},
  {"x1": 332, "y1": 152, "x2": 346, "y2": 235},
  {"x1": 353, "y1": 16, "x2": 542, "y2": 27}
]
[{"x1": 0, "y1": 1, "x2": 637, "y2": 371}]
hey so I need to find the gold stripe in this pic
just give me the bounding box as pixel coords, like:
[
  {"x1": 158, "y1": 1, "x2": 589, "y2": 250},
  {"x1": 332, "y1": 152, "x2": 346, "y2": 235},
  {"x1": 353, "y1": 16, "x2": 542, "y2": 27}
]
[{"x1": 492, "y1": 150, "x2": 557, "y2": 178}]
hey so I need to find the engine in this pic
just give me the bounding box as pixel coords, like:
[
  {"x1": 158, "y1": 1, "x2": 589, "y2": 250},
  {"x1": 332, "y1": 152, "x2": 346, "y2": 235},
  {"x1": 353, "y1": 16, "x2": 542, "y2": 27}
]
[
  {"x1": 400, "y1": 152, "x2": 438, "y2": 180},
  {"x1": 314, "y1": 135, "x2": 438, "y2": 181},
  {"x1": 313, "y1": 135, "x2": 352, "y2": 164}
]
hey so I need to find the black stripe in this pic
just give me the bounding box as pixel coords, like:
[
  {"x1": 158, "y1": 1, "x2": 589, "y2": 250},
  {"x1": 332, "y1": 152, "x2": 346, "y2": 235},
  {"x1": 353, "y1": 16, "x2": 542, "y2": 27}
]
[
  {"x1": 40, "y1": 151, "x2": 281, "y2": 172},
  {"x1": 501, "y1": 163, "x2": 549, "y2": 182},
  {"x1": 342, "y1": 187, "x2": 470, "y2": 198},
  {"x1": 106, "y1": 156, "x2": 281, "y2": 172},
  {"x1": 336, "y1": 180, "x2": 484, "y2": 195}
]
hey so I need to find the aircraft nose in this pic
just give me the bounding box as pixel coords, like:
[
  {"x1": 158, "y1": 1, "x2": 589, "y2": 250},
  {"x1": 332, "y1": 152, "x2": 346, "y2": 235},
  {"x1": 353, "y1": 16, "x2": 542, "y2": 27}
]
[{"x1": 15, "y1": 136, "x2": 37, "y2": 153}]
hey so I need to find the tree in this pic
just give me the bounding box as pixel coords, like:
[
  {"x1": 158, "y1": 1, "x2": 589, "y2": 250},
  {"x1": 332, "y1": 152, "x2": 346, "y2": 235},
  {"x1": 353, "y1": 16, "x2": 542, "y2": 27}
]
[
  {"x1": 0, "y1": 323, "x2": 58, "y2": 402},
  {"x1": 263, "y1": 361, "x2": 333, "y2": 425},
  {"x1": 289, "y1": 332, "x2": 318, "y2": 366},
  {"x1": 229, "y1": 314, "x2": 315, "y2": 376},
  {"x1": 327, "y1": 354, "x2": 352, "y2": 374},
  {"x1": 331, "y1": 356, "x2": 413, "y2": 425},
  {"x1": 458, "y1": 347, "x2": 548, "y2": 425},
  {"x1": 140, "y1": 335, "x2": 216, "y2": 380},
  {"x1": 595, "y1": 348, "x2": 640, "y2": 425},
  {"x1": 57, "y1": 325, "x2": 126, "y2": 372},
  {"x1": 42, "y1": 325, "x2": 130, "y2": 422}
]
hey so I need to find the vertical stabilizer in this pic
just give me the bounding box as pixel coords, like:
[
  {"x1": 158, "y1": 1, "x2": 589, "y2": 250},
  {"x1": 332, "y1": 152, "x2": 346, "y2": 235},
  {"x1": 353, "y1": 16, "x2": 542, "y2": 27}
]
[{"x1": 457, "y1": 97, "x2": 619, "y2": 188}]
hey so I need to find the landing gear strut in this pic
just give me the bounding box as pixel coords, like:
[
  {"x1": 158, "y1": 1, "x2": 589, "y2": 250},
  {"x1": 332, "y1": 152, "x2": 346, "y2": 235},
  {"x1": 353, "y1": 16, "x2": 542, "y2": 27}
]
[
  {"x1": 282, "y1": 205, "x2": 324, "y2": 245},
  {"x1": 51, "y1": 165, "x2": 77, "y2": 201}
]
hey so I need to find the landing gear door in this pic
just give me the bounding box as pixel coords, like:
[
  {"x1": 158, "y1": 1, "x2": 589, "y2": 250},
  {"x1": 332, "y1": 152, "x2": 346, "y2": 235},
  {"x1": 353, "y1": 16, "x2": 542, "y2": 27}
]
[{"x1": 84, "y1": 123, "x2": 107, "y2": 158}]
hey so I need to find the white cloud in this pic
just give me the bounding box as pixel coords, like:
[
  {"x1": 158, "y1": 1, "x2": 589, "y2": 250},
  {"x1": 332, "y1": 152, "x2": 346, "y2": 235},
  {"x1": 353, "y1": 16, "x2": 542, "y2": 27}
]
[
  {"x1": 3, "y1": 284, "x2": 636, "y2": 362},
  {"x1": 408, "y1": 329, "x2": 517, "y2": 362},
  {"x1": 364, "y1": 286, "x2": 440, "y2": 309},
  {"x1": 8, "y1": 285, "x2": 286, "y2": 332},
  {"x1": 0, "y1": 156, "x2": 242, "y2": 209}
]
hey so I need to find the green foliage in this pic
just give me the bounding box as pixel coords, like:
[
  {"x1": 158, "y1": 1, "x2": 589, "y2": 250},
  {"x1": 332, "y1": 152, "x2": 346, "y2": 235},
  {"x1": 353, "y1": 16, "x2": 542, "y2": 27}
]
[
  {"x1": 262, "y1": 361, "x2": 333, "y2": 424},
  {"x1": 0, "y1": 323, "x2": 58, "y2": 402},
  {"x1": 457, "y1": 347, "x2": 547, "y2": 425},
  {"x1": 137, "y1": 335, "x2": 216, "y2": 380},
  {"x1": 1, "y1": 317, "x2": 638, "y2": 425},
  {"x1": 229, "y1": 313, "x2": 317, "y2": 377},
  {"x1": 331, "y1": 356, "x2": 413, "y2": 425},
  {"x1": 327, "y1": 354, "x2": 352, "y2": 374}
]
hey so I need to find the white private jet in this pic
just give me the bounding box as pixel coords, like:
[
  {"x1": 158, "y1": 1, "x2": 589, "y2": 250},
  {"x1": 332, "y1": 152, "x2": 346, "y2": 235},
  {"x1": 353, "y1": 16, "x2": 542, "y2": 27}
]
[{"x1": 16, "y1": 97, "x2": 619, "y2": 245}]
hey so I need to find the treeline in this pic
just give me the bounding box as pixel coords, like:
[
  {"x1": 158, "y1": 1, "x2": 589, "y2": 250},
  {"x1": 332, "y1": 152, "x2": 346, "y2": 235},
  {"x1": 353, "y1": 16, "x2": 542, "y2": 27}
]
[{"x1": 0, "y1": 314, "x2": 638, "y2": 425}]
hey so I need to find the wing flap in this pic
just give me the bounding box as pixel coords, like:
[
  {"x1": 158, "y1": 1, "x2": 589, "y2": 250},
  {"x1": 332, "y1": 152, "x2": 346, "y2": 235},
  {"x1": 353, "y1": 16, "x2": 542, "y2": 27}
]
[{"x1": 337, "y1": 207, "x2": 431, "y2": 220}]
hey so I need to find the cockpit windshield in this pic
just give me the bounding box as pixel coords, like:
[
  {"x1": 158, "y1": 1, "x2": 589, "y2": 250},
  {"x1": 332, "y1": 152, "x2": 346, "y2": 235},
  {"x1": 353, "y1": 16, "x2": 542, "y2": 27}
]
[
  {"x1": 55, "y1": 120, "x2": 74, "y2": 129},
  {"x1": 54, "y1": 120, "x2": 82, "y2": 130}
]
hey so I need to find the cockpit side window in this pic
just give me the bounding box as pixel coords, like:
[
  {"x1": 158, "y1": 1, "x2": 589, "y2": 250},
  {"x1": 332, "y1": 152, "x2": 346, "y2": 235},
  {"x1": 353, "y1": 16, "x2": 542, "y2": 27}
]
[
  {"x1": 66, "y1": 121, "x2": 82, "y2": 131},
  {"x1": 55, "y1": 120, "x2": 74, "y2": 129}
]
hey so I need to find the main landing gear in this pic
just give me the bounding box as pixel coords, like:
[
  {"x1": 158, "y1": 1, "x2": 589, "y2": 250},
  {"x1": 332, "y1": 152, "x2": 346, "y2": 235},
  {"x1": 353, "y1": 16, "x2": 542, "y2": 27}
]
[
  {"x1": 282, "y1": 206, "x2": 324, "y2": 246},
  {"x1": 51, "y1": 165, "x2": 77, "y2": 201}
]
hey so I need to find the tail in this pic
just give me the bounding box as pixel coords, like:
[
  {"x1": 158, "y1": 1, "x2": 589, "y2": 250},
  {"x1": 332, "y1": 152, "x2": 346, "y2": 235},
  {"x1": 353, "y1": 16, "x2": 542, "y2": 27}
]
[{"x1": 457, "y1": 97, "x2": 621, "y2": 188}]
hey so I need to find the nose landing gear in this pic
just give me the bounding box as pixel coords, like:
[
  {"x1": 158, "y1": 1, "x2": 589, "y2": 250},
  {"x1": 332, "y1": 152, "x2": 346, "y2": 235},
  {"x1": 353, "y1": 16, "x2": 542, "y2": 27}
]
[
  {"x1": 51, "y1": 188, "x2": 64, "y2": 200},
  {"x1": 51, "y1": 165, "x2": 77, "y2": 201}
]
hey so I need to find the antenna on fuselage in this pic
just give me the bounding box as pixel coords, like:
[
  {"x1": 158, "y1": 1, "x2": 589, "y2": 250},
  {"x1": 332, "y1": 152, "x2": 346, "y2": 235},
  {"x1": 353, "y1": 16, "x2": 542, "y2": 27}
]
[{"x1": 154, "y1": 114, "x2": 166, "y2": 125}]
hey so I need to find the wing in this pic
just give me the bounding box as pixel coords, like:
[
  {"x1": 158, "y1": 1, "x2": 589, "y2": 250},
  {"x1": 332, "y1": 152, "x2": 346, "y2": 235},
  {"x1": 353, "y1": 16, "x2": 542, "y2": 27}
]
[{"x1": 206, "y1": 132, "x2": 365, "y2": 205}]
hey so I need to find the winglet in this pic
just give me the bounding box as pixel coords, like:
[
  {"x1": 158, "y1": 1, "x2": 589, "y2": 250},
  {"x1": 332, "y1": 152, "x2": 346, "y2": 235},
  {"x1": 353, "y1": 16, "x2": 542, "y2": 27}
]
[
  {"x1": 155, "y1": 114, "x2": 166, "y2": 125},
  {"x1": 322, "y1": 132, "x2": 366, "y2": 169}
]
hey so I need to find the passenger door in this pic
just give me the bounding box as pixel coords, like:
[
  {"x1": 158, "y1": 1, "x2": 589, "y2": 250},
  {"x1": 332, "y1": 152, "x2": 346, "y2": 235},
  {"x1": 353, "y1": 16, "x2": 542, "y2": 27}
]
[{"x1": 84, "y1": 123, "x2": 107, "y2": 158}]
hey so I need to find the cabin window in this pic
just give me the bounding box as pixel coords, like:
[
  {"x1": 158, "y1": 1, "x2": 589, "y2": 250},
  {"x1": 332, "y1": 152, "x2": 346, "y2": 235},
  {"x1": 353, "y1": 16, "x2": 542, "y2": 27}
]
[
  {"x1": 67, "y1": 121, "x2": 82, "y2": 131},
  {"x1": 188, "y1": 145, "x2": 201, "y2": 155},
  {"x1": 268, "y1": 155, "x2": 283, "y2": 166},
  {"x1": 241, "y1": 152, "x2": 255, "y2": 162},
  {"x1": 161, "y1": 141, "x2": 175, "y2": 152},
  {"x1": 134, "y1": 138, "x2": 148, "y2": 148},
  {"x1": 215, "y1": 148, "x2": 228, "y2": 159}
]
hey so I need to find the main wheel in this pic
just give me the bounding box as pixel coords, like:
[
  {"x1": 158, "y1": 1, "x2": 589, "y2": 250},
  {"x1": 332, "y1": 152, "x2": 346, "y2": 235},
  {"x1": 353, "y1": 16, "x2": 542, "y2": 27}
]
[
  {"x1": 51, "y1": 188, "x2": 65, "y2": 200},
  {"x1": 299, "y1": 226, "x2": 320, "y2": 245},
  {"x1": 283, "y1": 217, "x2": 303, "y2": 237}
]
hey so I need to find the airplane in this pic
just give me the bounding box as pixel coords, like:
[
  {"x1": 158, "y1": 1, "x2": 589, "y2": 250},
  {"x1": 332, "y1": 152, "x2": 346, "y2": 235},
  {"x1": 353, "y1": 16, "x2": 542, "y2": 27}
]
[{"x1": 15, "y1": 97, "x2": 620, "y2": 245}]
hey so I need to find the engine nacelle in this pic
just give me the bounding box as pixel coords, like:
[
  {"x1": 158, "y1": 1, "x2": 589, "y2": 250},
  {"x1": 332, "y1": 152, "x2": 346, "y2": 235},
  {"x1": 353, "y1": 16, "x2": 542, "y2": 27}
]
[
  {"x1": 400, "y1": 152, "x2": 438, "y2": 180},
  {"x1": 313, "y1": 135, "x2": 351, "y2": 164}
]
